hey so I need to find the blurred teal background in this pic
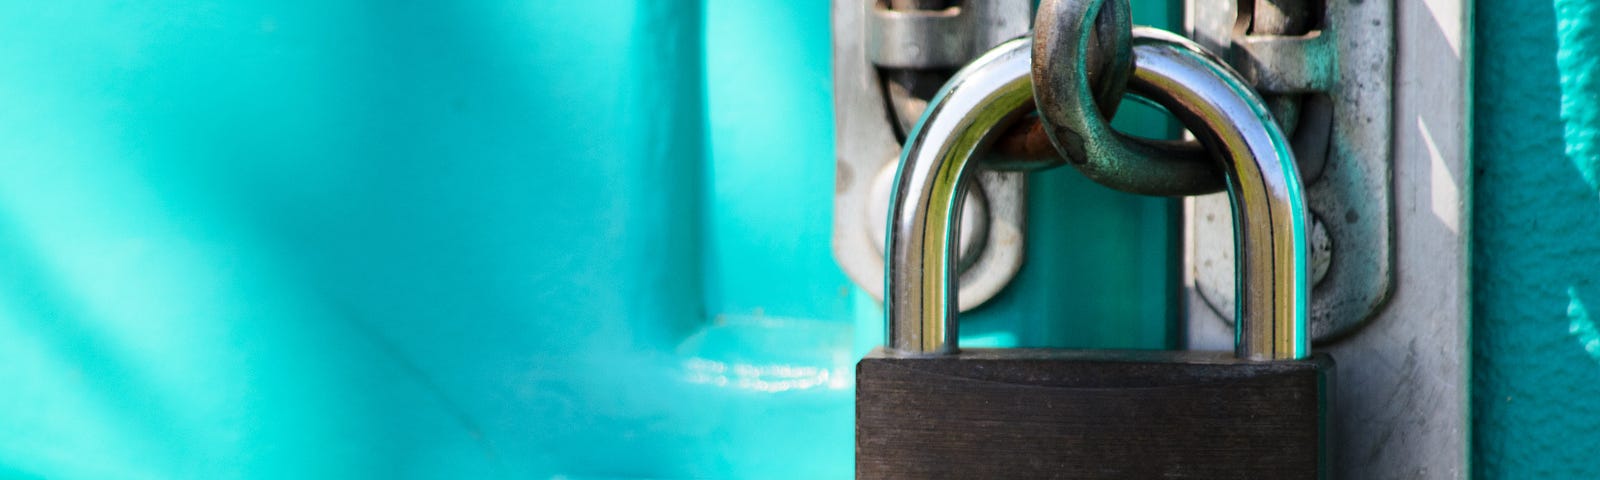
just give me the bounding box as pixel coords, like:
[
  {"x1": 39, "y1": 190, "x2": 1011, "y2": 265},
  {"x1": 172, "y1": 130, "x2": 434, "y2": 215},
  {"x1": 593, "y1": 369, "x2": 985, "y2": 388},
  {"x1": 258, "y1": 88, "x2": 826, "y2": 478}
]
[{"x1": 0, "y1": 1, "x2": 1178, "y2": 478}]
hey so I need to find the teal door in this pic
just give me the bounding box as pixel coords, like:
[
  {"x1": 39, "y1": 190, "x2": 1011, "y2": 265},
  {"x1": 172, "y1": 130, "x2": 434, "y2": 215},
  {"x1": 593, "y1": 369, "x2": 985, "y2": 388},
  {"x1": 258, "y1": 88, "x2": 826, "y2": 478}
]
[
  {"x1": 0, "y1": 2, "x2": 1181, "y2": 478},
  {"x1": 3, "y1": 0, "x2": 1599, "y2": 478},
  {"x1": 1474, "y1": 0, "x2": 1600, "y2": 477}
]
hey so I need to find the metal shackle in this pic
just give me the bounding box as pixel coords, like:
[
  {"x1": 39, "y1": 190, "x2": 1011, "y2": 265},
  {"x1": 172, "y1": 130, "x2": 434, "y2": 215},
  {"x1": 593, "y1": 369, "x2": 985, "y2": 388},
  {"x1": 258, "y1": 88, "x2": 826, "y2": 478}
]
[
  {"x1": 885, "y1": 28, "x2": 1309, "y2": 361},
  {"x1": 1033, "y1": 0, "x2": 1225, "y2": 196},
  {"x1": 884, "y1": 36, "x2": 1034, "y2": 356}
]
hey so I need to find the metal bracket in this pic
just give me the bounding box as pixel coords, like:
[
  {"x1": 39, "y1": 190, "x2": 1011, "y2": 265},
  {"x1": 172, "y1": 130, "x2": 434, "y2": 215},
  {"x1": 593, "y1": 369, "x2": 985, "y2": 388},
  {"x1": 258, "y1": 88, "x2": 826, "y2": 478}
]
[
  {"x1": 1187, "y1": 0, "x2": 1395, "y2": 341},
  {"x1": 866, "y1": 1, "x2": 1033, "y2": 69},
  {"x1": 833, "y1": 0, "x2": 1033, "y2": 311}
]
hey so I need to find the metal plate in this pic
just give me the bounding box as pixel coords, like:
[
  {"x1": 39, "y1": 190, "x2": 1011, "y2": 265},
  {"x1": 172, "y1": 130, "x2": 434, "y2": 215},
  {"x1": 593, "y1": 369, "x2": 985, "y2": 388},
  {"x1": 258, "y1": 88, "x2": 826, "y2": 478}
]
[
  {"x1": 1187, "y1": 0, "x2": 1395, "y2": 341},
  {"x1": 832, "y1": 0, "x2": 1032, "y2": 311},
  {"x1": 1187, "y1": 0, "x2": 1470, "y2": 477}
]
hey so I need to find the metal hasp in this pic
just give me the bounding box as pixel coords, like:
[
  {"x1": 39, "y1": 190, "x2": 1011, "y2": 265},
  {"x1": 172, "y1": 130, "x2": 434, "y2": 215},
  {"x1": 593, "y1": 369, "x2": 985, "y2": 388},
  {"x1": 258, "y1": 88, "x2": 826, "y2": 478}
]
[
  {"x1": 1187, "y1": 0, "x2": 1396, "y2": 342},
  {"x1": 832, "y1": 0, "x2": 1033, "y2": 311}
]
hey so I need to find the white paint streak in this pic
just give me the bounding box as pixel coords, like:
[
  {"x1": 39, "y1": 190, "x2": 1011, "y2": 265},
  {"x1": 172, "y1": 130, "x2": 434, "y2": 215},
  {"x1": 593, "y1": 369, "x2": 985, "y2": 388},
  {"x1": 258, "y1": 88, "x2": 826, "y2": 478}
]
[
  {"x1": 1424, "y1": 0, "x2": 1464, "y2": 58},
  {"x1": 1421, "y1": 116, "x2": 1461, "y2": 234}
]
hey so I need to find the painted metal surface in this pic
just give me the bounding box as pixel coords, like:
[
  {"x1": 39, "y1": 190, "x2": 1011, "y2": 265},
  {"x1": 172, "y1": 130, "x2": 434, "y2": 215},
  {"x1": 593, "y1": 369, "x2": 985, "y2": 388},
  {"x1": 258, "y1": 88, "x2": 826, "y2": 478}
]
[
  {"x1": 0, "y1": 1, "x2": 1185, "y2": 478},
  {"x1": 19, "y1": 0, "x2": 1580, "y2": 476},
  {"x1": 1474, "y1": 0, "x2": 1600, "y2": 477},
  {"x1": 0, "y1": 1, "x2": 852, "y2": 478}
]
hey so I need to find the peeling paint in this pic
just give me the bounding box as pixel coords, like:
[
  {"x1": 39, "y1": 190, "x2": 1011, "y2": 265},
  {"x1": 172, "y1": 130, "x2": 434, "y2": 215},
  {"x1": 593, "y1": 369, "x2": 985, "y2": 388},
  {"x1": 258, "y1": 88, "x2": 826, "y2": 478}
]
[
  {"x1": 1567, "y1": 287, "x2": 1600, "y2": 361},
  {"x1": 1475, "y1": 0, "x2": 1600, "y2": 477}
]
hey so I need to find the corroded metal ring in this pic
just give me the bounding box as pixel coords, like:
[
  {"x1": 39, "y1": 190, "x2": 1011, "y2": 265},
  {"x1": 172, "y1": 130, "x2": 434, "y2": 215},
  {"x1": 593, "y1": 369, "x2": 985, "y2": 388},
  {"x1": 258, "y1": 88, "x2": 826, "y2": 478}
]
[
  {"x1": 987, "y1": 0, "x2": 1132, "y2": 169},
  {"x1": 1032, "y1": 0, "x2": 1226, "y2": 196}
]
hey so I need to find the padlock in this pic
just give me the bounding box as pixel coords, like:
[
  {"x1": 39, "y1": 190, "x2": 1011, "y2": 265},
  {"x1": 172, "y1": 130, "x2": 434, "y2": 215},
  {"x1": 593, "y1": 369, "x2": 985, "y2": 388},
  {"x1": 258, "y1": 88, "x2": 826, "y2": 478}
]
[{"x1": 855, "y1": 25, "x2": 1335, "y2": 480}]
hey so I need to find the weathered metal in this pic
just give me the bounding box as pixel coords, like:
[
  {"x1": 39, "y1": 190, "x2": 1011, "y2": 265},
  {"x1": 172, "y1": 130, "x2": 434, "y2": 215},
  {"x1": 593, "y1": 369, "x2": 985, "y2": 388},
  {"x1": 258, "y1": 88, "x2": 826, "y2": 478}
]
[
  {"x1": 1188, "y1": 0, "x2": 1397, "y2": 342},
  {"x1": 833, "y1": 0, "x2": 1035, "y2": 311}
]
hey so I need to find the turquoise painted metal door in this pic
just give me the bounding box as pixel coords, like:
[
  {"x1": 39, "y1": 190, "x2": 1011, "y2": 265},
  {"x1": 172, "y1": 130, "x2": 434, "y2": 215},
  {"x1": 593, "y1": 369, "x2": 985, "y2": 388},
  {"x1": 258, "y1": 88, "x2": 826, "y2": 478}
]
[
  {"x1": 4, "y1": 0, "x2": 1599, "y2": 478},
  {"x1": 1474, "y1": 0, "x2": 1600, "y2": 477},
  {"x1": 0, "y1": 1, "x2": 1182, "y2": 478},
  {"x1": 0, "y1": 1, "x2": 809, "y2": 477}
]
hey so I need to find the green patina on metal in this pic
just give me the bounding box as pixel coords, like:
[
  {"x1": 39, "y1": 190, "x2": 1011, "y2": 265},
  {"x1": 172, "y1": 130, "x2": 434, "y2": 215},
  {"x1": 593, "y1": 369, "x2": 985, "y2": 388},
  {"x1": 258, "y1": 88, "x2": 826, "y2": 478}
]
[{"x1": 1474, "y1": 0, "x2": 1600, "y2": 476}]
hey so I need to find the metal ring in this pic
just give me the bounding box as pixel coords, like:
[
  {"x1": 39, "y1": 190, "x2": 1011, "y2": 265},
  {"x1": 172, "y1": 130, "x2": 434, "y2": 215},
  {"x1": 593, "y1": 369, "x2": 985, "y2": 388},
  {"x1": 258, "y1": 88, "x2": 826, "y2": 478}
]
[
  {"x1": 887, "y1": 0, "x2": 1137, "y2": 174},
  {"x1": 1032, "y1": 0, "x2": 1226, "y2": 196}
]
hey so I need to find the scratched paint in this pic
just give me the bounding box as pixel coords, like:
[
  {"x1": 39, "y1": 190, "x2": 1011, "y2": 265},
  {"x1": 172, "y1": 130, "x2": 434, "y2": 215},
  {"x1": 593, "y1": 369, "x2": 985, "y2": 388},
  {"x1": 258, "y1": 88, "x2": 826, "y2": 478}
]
[
  {"x1": 1556, "y1": 0, "x2": 1599, "y2": 191},
  {"x1": 1556, "y1": 0, "x2": 1600, "y2": 370},
  {"x1": 1568, "y1": 288, "x2": 1599, "y2": 360}
]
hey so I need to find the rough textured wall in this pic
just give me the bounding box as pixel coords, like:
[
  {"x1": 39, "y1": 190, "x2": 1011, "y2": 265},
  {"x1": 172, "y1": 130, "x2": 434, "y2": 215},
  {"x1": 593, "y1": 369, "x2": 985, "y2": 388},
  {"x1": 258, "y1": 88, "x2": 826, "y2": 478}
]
[{"x1": 1473, "y1": 0, "x2": 1600, "y2": 476}]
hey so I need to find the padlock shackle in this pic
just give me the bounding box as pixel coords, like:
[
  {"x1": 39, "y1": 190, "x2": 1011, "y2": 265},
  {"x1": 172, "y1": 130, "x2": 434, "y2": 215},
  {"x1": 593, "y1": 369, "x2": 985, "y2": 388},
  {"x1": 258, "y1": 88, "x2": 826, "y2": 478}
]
[
  {"x1": 1122, "y1": 28, "x2": 1310, "y2": 360},
  {"x1": 885, "y1": 30, "x2": 1308, "y2": 360},
  {"x1": 885, "y1": 37, "x2": 1036, "y2": 356}
]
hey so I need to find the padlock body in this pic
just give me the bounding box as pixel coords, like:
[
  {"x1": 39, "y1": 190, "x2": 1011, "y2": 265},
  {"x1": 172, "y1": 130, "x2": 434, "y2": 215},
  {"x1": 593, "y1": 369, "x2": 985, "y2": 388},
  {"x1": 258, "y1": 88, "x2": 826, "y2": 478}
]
[{"x1": 856, "y1": 348, "x2": 1334, "y2": 479}]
